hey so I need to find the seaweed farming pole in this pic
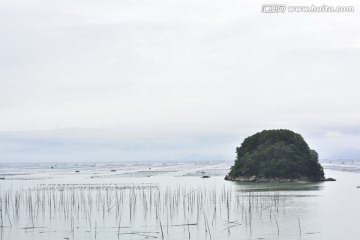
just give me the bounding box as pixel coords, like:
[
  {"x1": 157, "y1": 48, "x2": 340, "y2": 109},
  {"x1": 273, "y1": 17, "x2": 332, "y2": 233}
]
[{"x1": 159, "y1": 219, "x2": 164, "y2": 240}]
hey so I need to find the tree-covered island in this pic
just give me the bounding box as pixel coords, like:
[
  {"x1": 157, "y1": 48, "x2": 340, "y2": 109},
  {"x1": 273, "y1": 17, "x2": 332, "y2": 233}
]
[{"x1": 225, "y1": 129, "x2": 333, "y2": 182}]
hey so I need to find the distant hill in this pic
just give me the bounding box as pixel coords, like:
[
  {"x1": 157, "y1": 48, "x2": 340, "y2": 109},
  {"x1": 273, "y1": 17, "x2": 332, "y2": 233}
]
[{"x1": 226, "y1": 129, "x2": 325, "y2": 182}]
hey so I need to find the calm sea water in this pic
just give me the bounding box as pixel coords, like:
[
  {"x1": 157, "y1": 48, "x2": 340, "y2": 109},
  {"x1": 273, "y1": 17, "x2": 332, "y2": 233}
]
[{"x1": 0, "y1": 162, "x2": 359, "y2": 240}]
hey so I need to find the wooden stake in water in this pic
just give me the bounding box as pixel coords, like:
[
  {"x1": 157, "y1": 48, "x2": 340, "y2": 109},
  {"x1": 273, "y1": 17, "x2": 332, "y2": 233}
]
[
  {"x1": 271, "y1": 210, "x2": 279, "y2": 236},
  {"x1": 159, "y1": 219, "x2": 164, "y2": 240}
]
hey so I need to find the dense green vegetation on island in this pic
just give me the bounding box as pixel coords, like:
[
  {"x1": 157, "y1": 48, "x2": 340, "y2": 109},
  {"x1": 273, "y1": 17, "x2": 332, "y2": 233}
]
[{"x1": 228, "y1": 129, "x2": 324, "y2": 180}]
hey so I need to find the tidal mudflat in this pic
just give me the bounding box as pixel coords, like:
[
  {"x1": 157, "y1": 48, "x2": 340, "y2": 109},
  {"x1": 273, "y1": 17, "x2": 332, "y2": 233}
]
[{"x1": 0, "y1": 162, "x2": 359, "y2": 240}]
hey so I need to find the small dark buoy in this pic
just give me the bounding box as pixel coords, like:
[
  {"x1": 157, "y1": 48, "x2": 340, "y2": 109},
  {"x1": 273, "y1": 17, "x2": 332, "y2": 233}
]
[
  {"x1": 75, "y1": 170, "x2": 80, "y2": 173},
  {"x1": 201, "y1": 175, "x2": 210, "y2": 178}
]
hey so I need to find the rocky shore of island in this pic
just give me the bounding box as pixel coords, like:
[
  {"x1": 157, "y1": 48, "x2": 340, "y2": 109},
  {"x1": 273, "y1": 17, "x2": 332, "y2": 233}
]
[{"x1": 224, "y1": 175, "x2": 336, "y2": 183}]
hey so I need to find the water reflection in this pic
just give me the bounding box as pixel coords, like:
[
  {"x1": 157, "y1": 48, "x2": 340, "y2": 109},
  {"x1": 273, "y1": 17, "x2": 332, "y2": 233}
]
[{"x1": 235, "y1": 182, "x2": 324, "y2": 192}]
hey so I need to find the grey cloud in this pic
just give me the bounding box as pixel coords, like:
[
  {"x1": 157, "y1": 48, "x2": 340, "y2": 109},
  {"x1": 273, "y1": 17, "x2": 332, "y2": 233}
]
[{"x1": 1, "y1": 0, "x2": 360, "y2": 162}]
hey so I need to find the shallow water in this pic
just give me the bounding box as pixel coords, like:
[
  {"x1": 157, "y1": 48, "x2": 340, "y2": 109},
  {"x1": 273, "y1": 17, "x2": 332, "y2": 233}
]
[{"x1": 0, "y1": 162, "x2": 359, "y2": 240}]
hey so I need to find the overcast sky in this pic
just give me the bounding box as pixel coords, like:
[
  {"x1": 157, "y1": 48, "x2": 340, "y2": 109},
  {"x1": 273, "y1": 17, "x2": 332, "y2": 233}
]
[{"x1": 1, "y1": 0, "x2": 360, "y2": 163}]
